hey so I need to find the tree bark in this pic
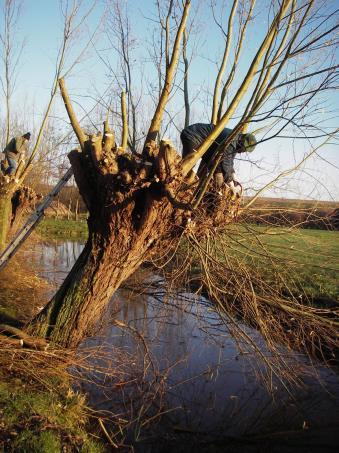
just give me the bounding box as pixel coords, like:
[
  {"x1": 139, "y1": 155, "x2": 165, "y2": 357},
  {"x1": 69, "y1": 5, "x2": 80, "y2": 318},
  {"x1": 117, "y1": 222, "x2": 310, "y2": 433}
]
[
  {"x1": 29, "y1": 131, "x2": 239, "y2": 347},
  {"x1": 10, "y1": 186, "x2": 40, "y2": 233},
  {"x1": 31, "y1": 182, "x2": 177, "y2": 346}
]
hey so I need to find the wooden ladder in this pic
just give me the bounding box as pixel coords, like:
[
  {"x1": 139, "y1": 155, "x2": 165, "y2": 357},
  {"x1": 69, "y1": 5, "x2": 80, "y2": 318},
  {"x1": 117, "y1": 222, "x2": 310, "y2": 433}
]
[{"x1": 0, "y1": 167, "x2": 74, "y2": 270}]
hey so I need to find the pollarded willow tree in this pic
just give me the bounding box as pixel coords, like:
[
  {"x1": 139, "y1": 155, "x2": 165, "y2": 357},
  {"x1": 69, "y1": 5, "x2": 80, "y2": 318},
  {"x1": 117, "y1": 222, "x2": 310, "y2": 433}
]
[{"x1": 28, "y1": 0, "x2": 339, "y2": 349}]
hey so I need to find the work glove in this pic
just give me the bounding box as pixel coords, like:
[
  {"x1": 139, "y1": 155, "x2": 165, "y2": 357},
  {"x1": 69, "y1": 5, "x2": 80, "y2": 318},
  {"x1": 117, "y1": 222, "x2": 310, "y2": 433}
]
[{"x1": 226, "y1": 180, "x2": 242, "y2": 199}]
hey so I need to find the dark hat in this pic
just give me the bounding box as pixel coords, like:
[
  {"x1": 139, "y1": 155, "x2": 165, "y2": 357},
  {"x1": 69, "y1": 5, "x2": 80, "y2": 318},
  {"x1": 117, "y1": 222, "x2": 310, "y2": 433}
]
[
  {"x1": 23, "y1": 132, "x2": 31, "y2": 139},
  {"x1": 242, "y1": 133, "x2": 256, "y2": 152}
]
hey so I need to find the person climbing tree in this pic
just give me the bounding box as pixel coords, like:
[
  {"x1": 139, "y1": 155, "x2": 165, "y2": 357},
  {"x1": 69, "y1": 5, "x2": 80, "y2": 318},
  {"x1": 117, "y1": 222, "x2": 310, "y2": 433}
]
[
  {"x1": 180, "y1": 123, "x2": 256, "y2": 192},
  {"x1": 1, "y1": 132, "x2": 31, "y2": 181}
]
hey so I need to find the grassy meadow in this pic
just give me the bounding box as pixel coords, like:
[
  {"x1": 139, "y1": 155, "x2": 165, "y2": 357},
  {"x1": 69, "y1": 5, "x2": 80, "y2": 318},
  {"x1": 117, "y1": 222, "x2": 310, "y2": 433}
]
[
  {"x1": 37, "y1": 214, "x2": 338, "y2": 302},
  {"x1": 36, "y1": 217, "x2": 88, "y2": 240},
  {"x1": 222, "y1": 223, "x2": 338, "y2": 301}
]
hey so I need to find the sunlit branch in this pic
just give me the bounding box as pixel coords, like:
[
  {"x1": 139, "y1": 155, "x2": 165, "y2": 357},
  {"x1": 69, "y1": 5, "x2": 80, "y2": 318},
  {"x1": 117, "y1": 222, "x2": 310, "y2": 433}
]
[
  {"x1": 145, "y1": 0, "x2": 191, "y2": 145},
  {"x1": 182, "y1": 27, "x2": 190, "y2": 128},
  {"x1": 58, "y1": 78, "x2": 86, "y2": 150},
  {"x1": 217, "y1": 0, "x2": 256, "y2": 122},
  {"x1": 211, "y1": 0, "x2": 238, "y2": 125},
  {"x1": 182, "y1": 0, "x2": 293, "y2": 176},
  {"x1": 121, "y1": 91, "x2": 128, "y2": 151}
]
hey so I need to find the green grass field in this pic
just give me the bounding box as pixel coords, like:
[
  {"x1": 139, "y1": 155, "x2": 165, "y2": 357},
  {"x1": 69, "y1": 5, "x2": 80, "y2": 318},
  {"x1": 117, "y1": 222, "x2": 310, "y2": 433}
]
[
  {"x1": 222, "y1": 223, "x2": 339, "y2": 301},
  {"x1": 36, "y1": 217, "x2": 88, "y2": 239},
  {"x1": 37, "y1": 217, "x2": 338, "y2": 302}
]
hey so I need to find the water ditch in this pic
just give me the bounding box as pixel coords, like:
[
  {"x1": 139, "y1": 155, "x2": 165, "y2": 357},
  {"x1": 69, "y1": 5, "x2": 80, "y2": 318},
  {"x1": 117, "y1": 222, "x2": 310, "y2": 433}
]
[{"x1": 27, "y1": 239, "x2": 339, "y2": 451}]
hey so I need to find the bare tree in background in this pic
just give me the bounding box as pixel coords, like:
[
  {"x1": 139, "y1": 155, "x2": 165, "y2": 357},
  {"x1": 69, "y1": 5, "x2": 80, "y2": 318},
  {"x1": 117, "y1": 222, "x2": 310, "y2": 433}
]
[
  {"x1": 145, "y1": 0, "x2": 195, "y2": 141},
  {"x1": 98, "y1": 1, "x2": 197, "y2": 150},
  {"x1": 0, "y1": 0, "x2": 100, "y2": 249},
  {"x1": 103, "y1": 0, "x2": 141, "y2": 153},
  {"x1": 0, "y1": 0, "x2": 25, "y2": 145}
]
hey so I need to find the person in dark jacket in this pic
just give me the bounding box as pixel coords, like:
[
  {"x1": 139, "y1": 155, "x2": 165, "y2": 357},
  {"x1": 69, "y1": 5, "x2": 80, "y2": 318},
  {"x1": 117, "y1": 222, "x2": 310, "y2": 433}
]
[
  {"x1": 180, "y1": 123, "x2": 256, "y2": 188},
  {"x1": 1, "y1": 132, "x2": 31, "y2": 178}
]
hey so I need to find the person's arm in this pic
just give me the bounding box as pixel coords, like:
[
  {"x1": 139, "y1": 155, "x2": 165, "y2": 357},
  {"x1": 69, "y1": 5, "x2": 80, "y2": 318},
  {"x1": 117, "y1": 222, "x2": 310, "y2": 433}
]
[
  {"x1": 4, "y1": 138, "x2": 15, "y2": 153},
  {"x1": 16, "y1": 137, "x2": 26, "y2": 153}
]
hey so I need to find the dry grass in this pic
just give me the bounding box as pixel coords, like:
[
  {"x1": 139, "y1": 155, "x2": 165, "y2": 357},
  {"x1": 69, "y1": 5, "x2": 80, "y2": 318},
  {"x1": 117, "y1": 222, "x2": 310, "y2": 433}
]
[
  {"x1": 0, "y1": 251, "x2": 50, "y2": 323},
  {"x1": 0, "y1": 331, "x2": 175, "y2": 450}
]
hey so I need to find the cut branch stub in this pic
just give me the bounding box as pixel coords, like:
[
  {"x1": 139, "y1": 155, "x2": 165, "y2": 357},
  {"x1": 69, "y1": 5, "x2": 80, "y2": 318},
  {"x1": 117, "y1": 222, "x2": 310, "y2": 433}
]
[
  {"x1": 103, "y1": 132, "x2": 116, "y2": 153},
  {"x1": 68, "y1": 121, "x2": 137, "y2": 216},
  {"x1": 104, "y1": 155, "x2": 119, "y2": 175},
  {"x1": 103, "y1": 119, "x2": 111, "y2": 135},
  {"x1": 156, "y1": 140, "x2": 181, "y2": 182},
  {"x1": 142, "y1": 140, "x2": 159, "y2": 161},
  {"x1": 90, "y1": 134, "x2": 106, "y2": 175},
  {"x1": 68, "y1": 149, "x2": 93, "y2": 210},
  {"x1": 89, "y1": 129, "x2": 120, "y2": 176}
]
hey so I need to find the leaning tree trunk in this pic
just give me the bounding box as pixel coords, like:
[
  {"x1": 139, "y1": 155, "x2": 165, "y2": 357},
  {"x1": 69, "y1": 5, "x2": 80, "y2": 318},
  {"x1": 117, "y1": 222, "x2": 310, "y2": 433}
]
[{"x1": 30, "y1": 125, "x2": 240, "y2": 347}]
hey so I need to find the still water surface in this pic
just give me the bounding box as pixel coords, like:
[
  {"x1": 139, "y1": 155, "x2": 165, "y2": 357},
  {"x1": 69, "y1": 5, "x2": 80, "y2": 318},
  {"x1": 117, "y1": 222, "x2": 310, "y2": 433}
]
[{"x1": 29, "y1": 240, "x2": 339, "y2": 451}]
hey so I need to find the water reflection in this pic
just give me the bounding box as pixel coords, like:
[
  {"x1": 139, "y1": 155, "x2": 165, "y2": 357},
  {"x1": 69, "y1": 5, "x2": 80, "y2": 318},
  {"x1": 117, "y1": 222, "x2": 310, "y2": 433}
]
[
  {"x1": 91, "y1": 287, "x2": 339, "y2": 440},
  {"x1": 32, "y1": 240, "x2": 339, "y2": 450},
  {"x1": 28, "y1": 240, "x2": 85, "y2": 289}
]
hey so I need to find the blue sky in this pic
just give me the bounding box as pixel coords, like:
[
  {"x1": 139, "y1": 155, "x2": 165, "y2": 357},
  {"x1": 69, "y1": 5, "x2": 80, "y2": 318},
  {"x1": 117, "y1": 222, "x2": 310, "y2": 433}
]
[{"x1": 2, "y1": 0, "x2": 339, "y2": 201}]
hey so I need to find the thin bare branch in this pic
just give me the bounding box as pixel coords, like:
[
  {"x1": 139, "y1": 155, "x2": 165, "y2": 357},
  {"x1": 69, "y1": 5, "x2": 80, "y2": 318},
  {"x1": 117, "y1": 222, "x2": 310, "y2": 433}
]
[
  {"x1": 211, "y1": 0, "x2": 238, "y2": 125},
  {"x1": 182, "y1": 0, "x2": 293, "y2": 175},
  {"x1": 121, "y1": 91, "x2": 128, "y2": 151},
  {"x1": 145, "y1": 0, "x2": 191, "y2": 146}
]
